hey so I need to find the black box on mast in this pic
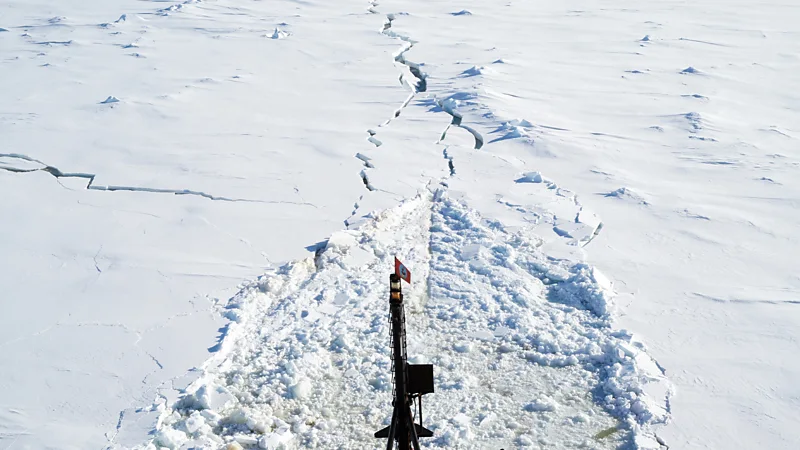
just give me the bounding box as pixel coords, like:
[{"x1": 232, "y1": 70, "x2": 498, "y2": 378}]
[{"x1": 408, "y1": 364, "x2": 434, "y2": 395}]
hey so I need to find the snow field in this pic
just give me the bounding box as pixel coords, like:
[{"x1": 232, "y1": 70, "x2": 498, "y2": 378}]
[{"x1": 2, "y1": 0, "x2": 796, "y2": 447}]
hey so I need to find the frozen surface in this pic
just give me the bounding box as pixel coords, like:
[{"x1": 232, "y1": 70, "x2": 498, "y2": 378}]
[{"x1": 1, "y1": 0, "x2": 798, "y2": 449}]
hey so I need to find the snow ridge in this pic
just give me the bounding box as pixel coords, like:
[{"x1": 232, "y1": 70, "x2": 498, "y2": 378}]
[{"x1": 136, "y1": 192, "x2": 670, "y2": 450}]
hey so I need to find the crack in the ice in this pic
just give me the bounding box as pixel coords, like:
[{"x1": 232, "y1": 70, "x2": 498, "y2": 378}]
[
  {"x1": 382, "y1": 16, "x2": 427, "y2": 96},
  {"x1": 344, "y1": 195, "x2": 363, "y2": 229},
  {"x1": 442, "y1": 146, "x2": 456, "y2": 176},
  {"x1": 360, "y1": 169, "x2": 375, "y2": 192},
  {"x1": 495, "y1": 193, "x2": 604, "y2": 248},
  {"x1": 114, "y1": 411, "x2": 125, "y2": 434},
  {"x1": 345, "y1": 5, "x2": 429, "y2": 226},
  {"x1": 367, "y1": 0, "x2": 379, "y2": 14},
  {"x1": 366, "y1": 129, "x2": 383, "y2": 147},
  {"x1": 693, "y1": 292, "x2": 800, "y2": 306},
  {"x1": 0, "y1": 153, "x2": 316, "y2": 207},
  {"x1": 435, "y1": 99, "x2": 485, "y2": 150},
  {"x1": 581, "y1": 222, "x2": 603, "y2": 248},
  {"x1": 93, "y1": 245, "x2": 103, "y2": 274},
  {"x1": 103, "y1": 410, "x2": 126, "y2": 448},
  {"x1": 146, "y1": 351, "x2": 165, "y2": 370},
  {"x1": 374, "y1": 13, "x2": 427, "y2": 131},
  {"x1": 355, "y1": 152, "x2": 374, "y2": 169}
]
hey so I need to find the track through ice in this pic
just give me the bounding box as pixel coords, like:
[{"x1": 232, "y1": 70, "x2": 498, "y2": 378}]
[{"x1": 139, "y1": 192, "x2": 672, "y2": 450}]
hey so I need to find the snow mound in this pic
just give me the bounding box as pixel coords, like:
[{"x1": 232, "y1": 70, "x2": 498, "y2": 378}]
[
  {"x1": 267, "y1": 28, "x2": 289, "y2": 39},
  {"x1": 137, "y1": 192, "x2": 670, "y2": 449},
  {"x1": 515, "y1": 171, "x2": 549, "y2": 184},
  {"x1": 524, "y1": 395, "x2": 559, "y2": 412},
  {"x1": 604, "y1": 187, "x2": 650, "y2": 205},
  {"x1": 460, "y1": 65, "x2": 489, "y2": 77},
  {"x1": 490, "y1": 119, "x2": 536, "y2": 143}
]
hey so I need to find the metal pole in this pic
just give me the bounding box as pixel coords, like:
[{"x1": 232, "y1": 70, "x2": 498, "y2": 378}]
[
  {"x1": 385, "y1": 405, "x2": 398, "y2": 450},
  {"x1": 380, "y1": 271, "x2": 432, "y2": 449},
  {"x1": 408, "y1": 405, "x2": 421, "y2": 450},
  {"x1": 389, "y1": 274, "x2": 411, "y2": 450},
  {"x1": 418, "y1": 395, "x2": 423, "y2": 432}
]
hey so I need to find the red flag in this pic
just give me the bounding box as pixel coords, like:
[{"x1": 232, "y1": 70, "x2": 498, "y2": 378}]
[{"x1": 395, "y1": 257, "x2": 411, "y2": 284}]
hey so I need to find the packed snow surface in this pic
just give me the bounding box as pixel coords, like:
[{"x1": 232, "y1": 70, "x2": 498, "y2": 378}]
[{"x1": 1, "y1": 0, "x2": 798, "y2": 449}]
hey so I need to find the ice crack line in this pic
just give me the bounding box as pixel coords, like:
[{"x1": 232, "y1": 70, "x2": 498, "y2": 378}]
[
  {"x1": 0, "y1": 153, "x2": 316, "y2": 206},
  {"x1": 368, "y1": 10, "x2": 427, "y2": 133},
  {"x1": 346, "y1": 2, "x2": 429, "y2": 227},
  {"x1": 382, "y1": 14, "x2": 427, "y2": 99},
  {"x1": 442, "y1": 146, "x2": 455, "y2": 176},
  {"x1": 103, "y1": 410, "x2": 125, "y2": 448},
  {"x1": 436, "y1": 98, "x2": 485, "y2": 150}
]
